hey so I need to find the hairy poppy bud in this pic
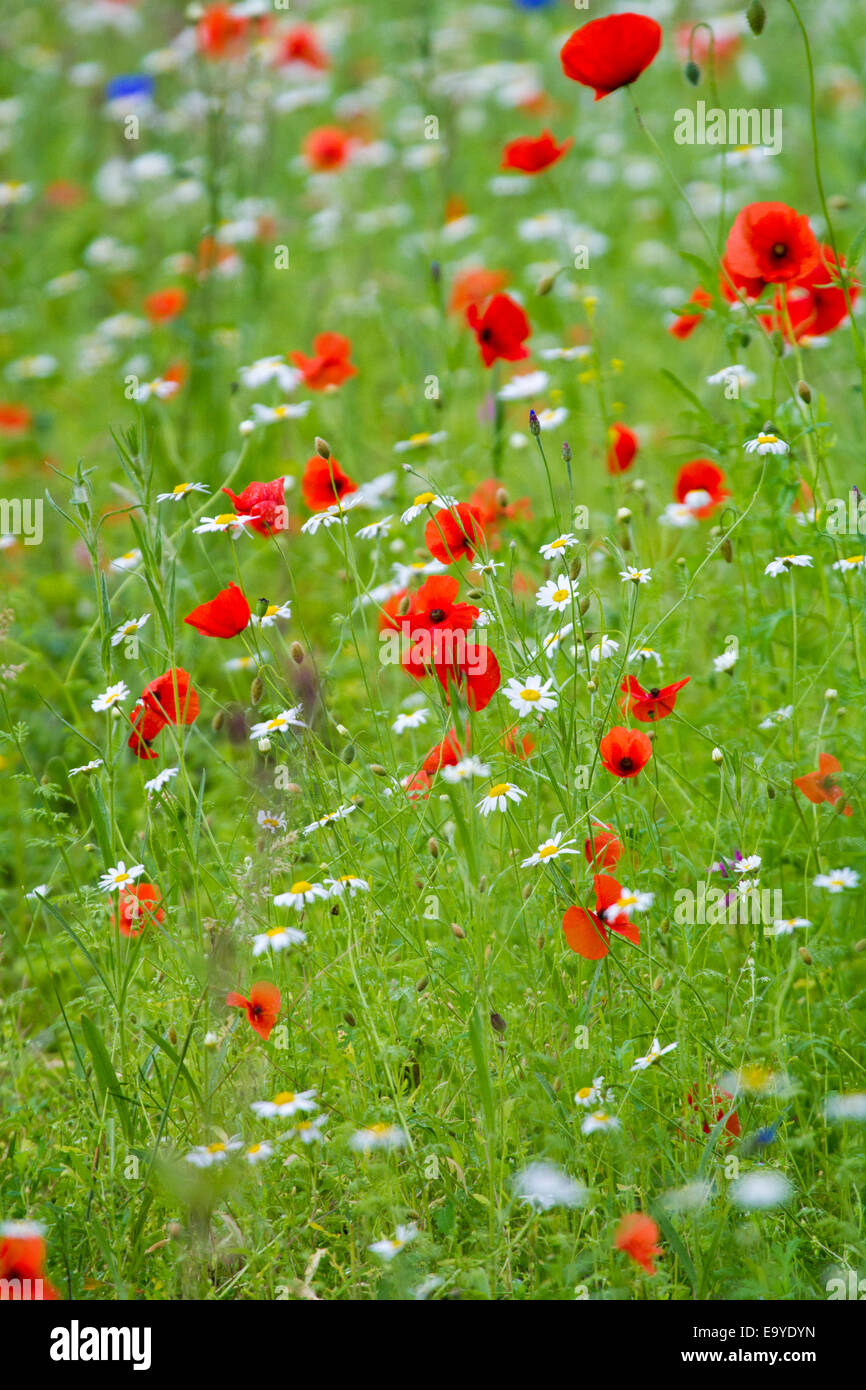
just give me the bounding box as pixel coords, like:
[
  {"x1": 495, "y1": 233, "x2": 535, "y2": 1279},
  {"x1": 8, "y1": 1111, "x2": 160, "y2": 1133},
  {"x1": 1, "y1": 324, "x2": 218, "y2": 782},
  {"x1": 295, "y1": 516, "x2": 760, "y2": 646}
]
[
  {"x1": 579, "y1": 595, "x2": 591, "y2": 615},
  {"x1": 490, "y1": 1011, "x2": 506, "y2": 1035},
  {"x1": 495, "y1": 487, "x2": 509, "y2": 510},
  {"x1": 569, "y1": 555, "x2": 582, "y2": 580},
  {"x1": 797, "y1": 379, "x2": 812, "y2": 404},
  {"x1": 798, "y1": 946, "x2": 812, "y2": 965},
  {"x1": 342, "y1": 743, "x2": 355, "y2": 763},
  {"x1": 746, "y1": 0, "x2": 766, "y2": 36},
  {"x1": 315, "y1": 436, "x2": 331, "y2": 460},
  {"x1": 467, "y1": 588, "x2": 485, "y2": 601},
  {"x1": 721, "y1": 536, "x2": 733, "y2": 563},
  {"x1": 428, "y1": 836, "x2": 438, "y2": 858},
  {"x1": 684, "y1": 60, "x2": 700, "y2": 85},
  {"x1": 451, "y1": 921, "x2": 465, "y2": 939},
  {"x1": 536, "y1": 271, "x2": 557, "y2": 296},
  {"x1": 250, "y1": 676, "x2": 264, "y2": 705},
  {"x1": 416, "y1": 976, "x2": 428, "y2": 992},
  {"x1": 211, "y1": 709, "x2": 225, "y2": 732},
  {"x1": 855, "y1": 939, "x2": 866, "y2": 953},
  {"x1": 290, "y1": 641, "x2": 304, "y2": 664},
  {"x1": 344, "y1": 1011, "x2": 356, "y2": 1027},
  {"x1": 369, "y1": 762, "x2": 387, "y2": 776},
  {"x1": 397, "y1": 594, "x2": 411, "y2": 616}
]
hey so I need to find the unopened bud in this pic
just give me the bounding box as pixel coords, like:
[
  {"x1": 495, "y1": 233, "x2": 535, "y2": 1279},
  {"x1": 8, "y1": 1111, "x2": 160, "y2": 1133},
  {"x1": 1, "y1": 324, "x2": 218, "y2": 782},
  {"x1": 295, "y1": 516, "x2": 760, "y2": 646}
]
[
  {"x1": 490, "y1": 1011, "x2": 506, "y2": 1035},
  {"x1": 451, "y1": 921, "x2": 465, "y2": 939},
  {"x1": 495, "y1": 487, "x2": 509, "y2": 510},
  {"x1": 616, "y1": 507, "x2": 632, "y2": 523},
  {"x1": 652, "y1": 974, "x2": 663, "y2": 992},
  {"x1": 569, "y1": 555, "x2": 582, "y2": 580},
  {"x1": 684, "y1": 60, "x2": 700, "y2": 85},
  {"x1": 536, "y1": 272, "x2": 557, "y2": 296},
  {"x1": 290, "y1": 641, "x2": 304, "y2": 664},
  {"x1": 528, "y1": 409, "x2": 540, "y2": 437},
  {"x1": 250, "y1": 676, "x2": 264, "y2": 705},
  {"x1": 562, "y1": 441, "x2": 572, "y2": 464},
  {"x1": 428, "y1": 836, "x2": 439, "y2": 858},
  {"x1": 798, "y1": 946, "x2": 812, "y2": 965},
  {"x1": 344, "y1": 1011, "x2": 356, "y2": 1027},
  {"x1": 824, "y1": 688, "x2": 837, "y2": 702},
  {"x1": 369, "y1": 762, "x2": 387, "y2": 776},
  {"x1": 315, "y1": 436, "x2": 330, "y2": 460},
  {"x1": 797, "y1": 379, "x2": 812, "y2": 404},
  {"x1": 746, "y1": 0, "x2": 766, "y2": 36},
  {"x1": 342, "y1": 743, "x2": 355, "y2": 764},
  {"x1": 416, "y1": 976, "x2": 428, "y2": 993},
  {"x1": 711, "y1": 746, "x2": 724, "y2": 764},
  {"x1": 211, "y1": 709, "x2": 225, "y2": 733}
]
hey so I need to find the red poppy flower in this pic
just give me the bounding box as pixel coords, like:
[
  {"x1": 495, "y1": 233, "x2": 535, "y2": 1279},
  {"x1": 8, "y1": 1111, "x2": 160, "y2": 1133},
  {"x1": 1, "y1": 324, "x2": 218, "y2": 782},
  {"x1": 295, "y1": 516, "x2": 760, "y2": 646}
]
[
  {"x1": 222, "y1": 476, "x2": 288, "y2": 536},
  {"x1": 501, "y1": 131, "x2": 573, "y2": 174},
  {"x1": 620, "y1": 674, "x2": 690, "y2": 723},
  {"x1": 301, "y1": 454, "x2": 358, "y2": 512},
  {"x1": 719, "y1": 253, "x2": 766, "y2": 304},
  {"x1": 433, "y1": 646, "x2": 501, "y2": 713},
  {"x1": 763, "y1": 246, "x2": 859, "y2": 342},
  {"x1": 725, "y1": 201, "x2": 821, "y2": 286},
  {"x1": 289, "y1": 332, "x2": 357, "y2": 390},
  {"x1": 584, "y1": 824, "x2": 622, "y2": 871},
  {"x1": 563, "y1": 873, "x2": 639, "y2": 960},
  {"x1": 302, "y1": 126, "x2": 352, "y2": 172},
  {"x1": 674, "y1": 459, "x2": 728, "y2": 518},
  {"x1": 684, "y1": 1083, "x2": 740, "y2": 1143},
  {"x1": 668, "y1": 285, "x2": 712, "y2": 340},
  {"x1": 114, "y1": 883, "x2": 164, "y2": 938},
  {"x1": 408, "y1": 575, "x2": 479, "y2": 636},
  {"x1": 128, "y1": 668, "x2": 199, "y2": 759},
  {"x1": 0, "y1": 403, "x2": 31, "y2": 436},
  {"x1": 184, "y1": 581, "x2": 251, "y2": 638},
  {"x1": 468, "y1": 478, "x2": 532, "y2": 544},
  {"x1": 379, "y1": 588, "x2": 409, "y2": 633},
  {"x1": 560, "y1": 13, "x2": 663, "y2": 100},
  {"x1": 226, "y1": 982, "x2": 281, "y2": 1041},
  {"x1": 0, "y1": 1229, "x2": 59, "y2": 1300},
  {"x1": 144, "y1": 287, "x2": 187, "y2": 323},
  {"x1": 501, "y1": 724, "x2": 535, "y2": 760},
  {"x1": 277, "y1": 25, "x2": 329, "y2": 69},
  {"x1": 599, "y1": 725, "x2": 652, "y2": 779},
  {"x1": 197, "y1": 4, "x2": 249, "y2": 58},
  {"x1": 793, "y1": 753, "x2": 852, "y2": 817},
  {"x1": 606, "y1": 422, "x2": 638, "y2": 474},
  {"x1": 404, "y1": 769, "x2": 432, "y2": 801},
  {"x1": 614, "y1": 1212, "x2": 662, "y2": 1276},
  {"x1": 425, "y1": 503, "x2": 485, "y2": 564},
  {"x1": 466, "y1": 293, "x2": 531, "y2": 368},
  {"x1": 448, "y1": 267, "x2": 508, "y2": 318},
  {"x1": 421, "y1": 729, "x2": 464, "y2": 777}
]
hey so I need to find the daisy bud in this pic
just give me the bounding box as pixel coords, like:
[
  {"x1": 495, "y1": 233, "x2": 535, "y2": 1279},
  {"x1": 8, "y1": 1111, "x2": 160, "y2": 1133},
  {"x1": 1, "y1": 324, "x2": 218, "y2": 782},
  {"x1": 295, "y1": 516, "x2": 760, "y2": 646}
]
[
  {"x1": 428, "y1": 836, "x2": 439, "y2": 858},
  {"x1": 204, "y1": 1031, "x2": 219, "y2": 1048},
  {"x1": 797, "y1": 379, "x2": 812, "y2": 404},
  {"x1": 490, "y1": 1011, "x2": 506, "y2": 1035},
  {"x1": 315, "y1": 436, "x2": 331, "y2": 460},
  {"x1": 290, "y1": 641, "x2": 304, "y2": 664},
  {"x1": 824, "y1": 688, "x2": 837, "y2": 702},
  {"x1": 616, "y1": 507, "x2": 632, "y2": 523},
  {"x1": 746, "y1": 0, "x2": 766, "y2": 35},
  {"x1": 257, "y1": 737, "x2": 272, "y2": 754},
  {"x1": 250, "y1": 676, "x2": 264, "y2": 705},
  {"x1": 451, "y1": 921, "x2": 465, "y2": 939},
  {"x1": 416, "y1": 976, "x2": 428, "y2": 992},
  {"x1": 711, "y1": 746, "x2": 724, "y2": 764},
  {"x1": 586, "y1": 679, "x2": 597, "y2": 693},
  {"x1": 256, "y1": 597, "x2": 269, "y2": 618},
  {"x1": 529, "y1": 409, "x2": 540, "y2": 437},
  {"x1": 495, "y1": 487, "x2": 509, "y2": 509},
  {"x1": 684, "y1": 59, "x2": 700, "y2": 85},
  {"x1": 336, "y1": 723, "x2": 349, "y2": 736},
  {"x1": 798, "y1": 947, "x2": 812, "y2": 965},
  {"x1": 569, "y1": 556, "x2": 582, "y2": 580}
]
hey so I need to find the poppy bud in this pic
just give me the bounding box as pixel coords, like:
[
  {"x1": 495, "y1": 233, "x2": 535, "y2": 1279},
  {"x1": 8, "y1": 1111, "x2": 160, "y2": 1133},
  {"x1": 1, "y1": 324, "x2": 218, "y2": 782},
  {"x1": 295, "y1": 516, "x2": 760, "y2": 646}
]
[
  {"x1": 529, "y1": 409, "x2": 540, "y2": 437},
  {"x1": 416, "y1": 976, "x2": 428, "y2": 992},
  {"x1": 467, "y1": 588, "x2": 485, "y2": 601},
  {"x1": 797, "y1": 379, "x2": 812, "y2": 404},
  {"x1": 569, "y1": 556, "x2": 582, "y2": 580},
  {"x1": 721, "y1": 536, "x2": 733, "y2": 563},
  {"x1": 536, "y1": 933, "x2": 544, "y2": 950},
  {"x1": 768, "y1": 784, "x2": 776, "y2": 799},
  {"x1": 552, "y1": 1077, "x2": 561, "y2": 1093},
  {"x1": 490, "y1": 1011, "x2": 506, "y2": 1035},
  {"x1": 536, "y1": 271, "x2": 558, "y2": 296},
  {"x1": 315, "y1": 436, "x2": 331, "y2": 460},
  {"x1": 344, "y1": 1011, "x2": 356, "y2": 1027},
  {"x1": 746, "y1": 0, "x2": 766, "y2": 35},
  {"x1": 579, "y1": 595, "x2": 591, "y2": 615},
  {"x1": 256, "y1": 597, "x2": 269, "y2": 618},
  {"x1": 451, "y1": 921, "x2": 465, "y2": 939},
  {"x1": 828, "y1": 194, "x2": 850, "y2": 212},
  {"x1": 397, "y1": 594, "x2": 411, "y2": 616},
  {"x1": 522, "y1": 884, "x2": 532, "y2": 900},
  {"x1": 250, "y1": 676, "x2": 264, "y2": 705},
  {"x1": 428, "y1": 836, "x2": 438, "y2": 858},
  {"x1": 431, "y1": 261, "x2": 440, "y2": 284},
  {"x1": 684, "y1": 60, "x2": 700, "y2": 85},
  {"x1": 342, "y1": 743, "x2": 355, "y2": 763},
  {"x1": 211, "y1": 709, "x2": 225, "y2": 732},
  {"x1": 798, "y1": 946, "x2": 812, "y2": 965},
  {"x1": 855, "y1": 939, "x2": 866, "y2": 953},
  {"x1": 495, "y1": 487, "x2": 509, "y2": 509},
  {"x1": 290, "y1": 641, "x2": 304, "y2": 664},
  {"x1": 168, "y1": 1026, "x2": 177, "y2": 1045},
  {"x1": 652, "y1": 974, "x2": 663, "y2": 991},
  {"x1": 369, "y1": 762, "x2": 387, "y2": 776}
]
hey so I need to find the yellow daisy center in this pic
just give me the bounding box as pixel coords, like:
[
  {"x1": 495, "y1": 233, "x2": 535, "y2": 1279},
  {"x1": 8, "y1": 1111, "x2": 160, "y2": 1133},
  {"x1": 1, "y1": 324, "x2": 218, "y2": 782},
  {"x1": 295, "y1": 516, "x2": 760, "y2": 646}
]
[
  {"x1": 216, "y1": 512, "x2": 237, "y2": 525},
  {"x1": 538, "y1": 844, "x2": 558, "y2": 859},
  {"x1": 273, "y1": 1092, "x2": 295, "y2": 1105},
  {"x1": 521, "y1": 688, "x2": 540, "y2": 702},
  {"x1": 413, "y1": 491, "x2": 435, "y2": 506},
  {"x1": 488, "y1": 783, "x2": 510, "y2": 797},
  {"x1": 291, "y1": 880, "x2": 313, "y2": 894},
  {"x1": 551, "y1": 588, "x2": 569, "y2": 602},
  {"x1": 207, "y1": 1142, "x2": 226, "y2": 1154}
]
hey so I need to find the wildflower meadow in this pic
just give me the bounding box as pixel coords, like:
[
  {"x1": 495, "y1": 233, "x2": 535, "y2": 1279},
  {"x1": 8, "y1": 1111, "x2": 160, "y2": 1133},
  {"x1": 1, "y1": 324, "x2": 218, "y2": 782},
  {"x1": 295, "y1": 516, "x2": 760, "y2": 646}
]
[{"x1": 2, "y1": 0, "x2": 866, "y2": 1329}]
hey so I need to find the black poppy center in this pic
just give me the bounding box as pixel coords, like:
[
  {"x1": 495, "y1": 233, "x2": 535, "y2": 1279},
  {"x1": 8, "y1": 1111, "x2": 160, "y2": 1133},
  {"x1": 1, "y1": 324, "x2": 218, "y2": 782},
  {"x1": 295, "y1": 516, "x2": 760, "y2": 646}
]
[
  {"x1": 772, "y1": 242, "x2": 787, "y2": 258},
  {"x1": 619, "y1": 756, "x2": 634, "y2": 771},
  {"x1": 429, "y1": 608, "x2": 446, "y2": 622}
]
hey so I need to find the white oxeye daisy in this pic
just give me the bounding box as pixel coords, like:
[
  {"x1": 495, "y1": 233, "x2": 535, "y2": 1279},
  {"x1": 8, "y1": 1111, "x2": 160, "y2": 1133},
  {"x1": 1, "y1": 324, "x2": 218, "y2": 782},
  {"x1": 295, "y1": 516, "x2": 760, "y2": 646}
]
[
  {"x1": 813, "y1": 867, "x2": 859, "y2": 893},
  {"x1": 251, "y1": 1088, "x2": 318, "y2": 1119},
  {"x1": 574, "y1": 1076, "x2": 610, "y2": 1108},
  {"x1": 237, "y1": 355, "x2": 301, "y2": 392},
  {"x1": 521, "y1": 831, "x2": 578, "y2": 868},
  {"x1": 503, "y1": 674, "x2": 558, "y2": 716},
  {"x1": 304, "y1": 804, "x2": 357, "y2": 834},
  {"x1": 713, "y1": 648, "x2": 738, "y2": 672},
  {"x1": 476, "y1": 782, "x2": 527, "y2": 816},
  {"x1": 272, "y1": 880, "x2": 329, "y2": 910},
  {"x1": 97, "y1": 861, "x2": 145, "y2": 893},
  {"x1": 244, "y1": 1141, "x2": 274, "y2": 1165},
  {"x1": 325, "y1": 875, "x2": 369, "y2": 897},
  {"x1": 111, "y1": 614, "x2": 150, "y2": 647},
  {"x1": 581, "y1": 1110, "x2": 621, "y2": 1135},
  {"x1": 498, "y1": 370, "x2": 550, "y2": 400},
  {"x1": 25, "y1": 884, "x2": 49, "y2": 901},
  {"x1": 659, "y1": 502, "x2": 699, "y2": 527},
  {"x1": 368, "y1": 1224, "x2": 417, "y2": 1261},
  {"x1": 513, "y1": 1162, "x2": 585, "y2": 1212},
  {"x1": 131, "y1": 377, "x2": 179, "y2": 403},
  {"x1": 91, "y1": 680, "x2": 130, "y2": 712},
  {"x1": 69, "y1": 759, "x2": 103, "y2": 776},
  {"x1": 156, "y1": 481, "x2": 209, "y2": 502},
  {"x1": 764, "y1": 554, "x2": 813, "y2": 577},
  {"x1": 144, "y1": 766, "x2": 179, "y2": 796},
  {"x1": 603, "y1": 887, "x2": 653, "y2": 920},
  {"x1": 252, "y1": 925, "x2": 306, "y2": 956},
  {"x1": 300, "y1": 497, "x2": 363, "y2": 534},
  {"x1": 537, "y1": 624, "x2": 573, "y2": 660},
  {"x1": 630, "y1": 1037, "x2": 677, "y2": 1071},
  {"x1": 538, "y1": 533, "x2": 577, "y2": 561},
  {"x1": 824, "y1": 1093, "x2": 866, "y2": 1122},
  {"x1": 186, "y1": 1138, "x2": 243, "y2": 1167},
  {"x1": 257, "y1": 809, "x2": 287, "y2": 833},
  {"x1": 730, "y1": 1171, "x2": 792, "y2": 1209},
  {"x1": 534, "y1": 406, "x2": 568, "y2": 431},
  {"x1": 442, "y1": 756, "x2": 490, "y2": 783},
  {"x1": 758, "y1": 705, "x2": 793, "y2": 729},
  {"x1": 589, "y1": 635, "x2": 619, "y2": 663},
  {"x1": 356, "y1": 517, "x2": 393, "y2": 540},
  {"x1": 109, "y1": 550, "x2": 142, "y2": 572},
  {"x1": 706, "y1": 364, "x2": 755, "y2": 391},
  {"x1": 764, "y1": 917, "x2": 810, "y2": 937},
  {"x1": 194, "y1": 512, "x2": 255, "y2": 536},
  {"x1": 392, "y1": 708, "x2": 430, "y2": 734},
  {"x1": 630, "y1": 646, "x2": 662, "y2": 667},
  {"x1": 393, "y1": 430, "x2": 447, "y2": 452},
  {"x1": 536, "y1": 574, "x2": 578, "y2": 613},
  {"x1": 745, "y1": 432, "x2": 789, "y2": 455},
  {"x1": 350, "y1": 1122, "x2": 407, "y2": 1153},
  {"x1": 399, "y1": 491, "x2": 457, "y2": 525},
  {"x1": 225, "y1": 654, "x2": 260, "y2": 672},
  {"x1": 250, "y1": 601, "x2": 291, "y2": 628},
  {"x1": 832, "y1": 554, "x2": 866, "y2": 572},
  {"x1": 249, "y1": 707, "x2": 306, "y2": 739},
  {"x1": 293, "y1": 1113, "x2": 327, "y2": 1144},
  {"x1": 734, "y1": 854, "x2": 762, "y2": 874},
  {"x1": 619, "y1": 565, "x2": 651, "y2": 585},
  {"x1": 247, "y1": 401, "x2": 312, "y2": 428}
]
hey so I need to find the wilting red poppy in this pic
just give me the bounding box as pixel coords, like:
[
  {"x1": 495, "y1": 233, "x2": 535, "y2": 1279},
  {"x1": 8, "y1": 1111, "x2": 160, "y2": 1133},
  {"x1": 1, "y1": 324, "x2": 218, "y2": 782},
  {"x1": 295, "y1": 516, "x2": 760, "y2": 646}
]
[
  {"x1": 0, "y1": 403, "x2": 32, "y2": 436},
  {"x1": 128, "y1": 668, "x2": 199, "y2": 759},
  {"x1": 763, "y1": 246, "x2": 859, "y2": 342},
  {"x1": 599, "y1": 726, "x2": 652, "y2": 779},
  {"x1": 277, "y1": 24, "x2": 329, "y2": 69},
  {"x1": 303, "y1": 126, "x2": 352, "y2": 172},
  {"x1": 290, "y1": 332, "x2": 357, "y2": 390},
  {"x1": 469, "y1": 478, "x2": 532, "y2": 544},
  {"x1": 144, "y1": 287, "x2": 187, "y2": 323},
  {"x1": 466, "y1": 293, "x2": 531, "y2": 368},
  {"x1": 725, "y1": 201, "x2": 821, "y2": 286},
  {"x1": 448, "y1": 267, "x2": 508, "y2": 318},
  {"x1": 620, "y1": 674, "x2": 690, "y2": 723},
  {"x1": 197, "y1": 4, "x2": 249, "y2": 58},
  {"x1": 584, "y1": 823, "x2": 622, "y2": 871},
  {"x1": 606, "y1": 422, "x2": 638, "y2": 474},
  {"x1": 501, "y1": 131, "x2": 573, "y2": 174},
  {"x1": 222, "y1": 475, "x2": 288, "y2": 536},
  {"x1": 560, "y1": 13, "x2": 662, "y2": 100},
  {"x1": 184, "y1": 581, "x2": 251, "y2": 638},
  {"x1": 794, "y1": 753, "x2": 852, "y2": 817},
  {"x1": 563, "y1": 873, "x2": 639, "y2": 960},
  {"x1": 226, "y1": 982, "x2": 281, "y2": 1041},
  {"x1": 301, "y1": 454, "x2": 358, "y2": 512},
  {"x1": 0, "y1": 1226, "x2": 59, "y2": 1300},
  {"x1": 114, "y1": 883, "x2": 164, "y2": 938},
  {"x1": 614, "y1": 1212, "x2": 661, "y2": 1276},
  {"x1": 425, "y1": 503, "x2": 485, "y2": 565},
  {"x1": 668, "y1": 285, "x2": 712, "y2": 340},
  {"x1": 674, "y1": 459, "x2": 728, "y2": 518}
]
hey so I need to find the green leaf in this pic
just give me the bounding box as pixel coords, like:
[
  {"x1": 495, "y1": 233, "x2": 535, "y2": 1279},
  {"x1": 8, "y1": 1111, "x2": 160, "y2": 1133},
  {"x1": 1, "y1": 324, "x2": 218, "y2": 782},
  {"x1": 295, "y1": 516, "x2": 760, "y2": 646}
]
[
  {"x1": 80, "y1": 1013, "x2": 134, "y2": 1141},
  {"x1": 468, "y1": 1006, "x2": 496, "y2": 1135}
]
